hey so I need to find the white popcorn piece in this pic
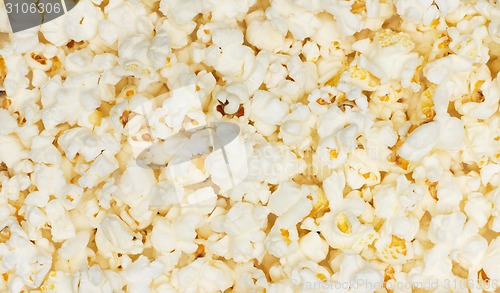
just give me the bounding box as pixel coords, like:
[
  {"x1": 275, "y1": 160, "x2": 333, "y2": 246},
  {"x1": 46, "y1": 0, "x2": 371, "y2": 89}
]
[
  {"x1": 289, "y1": 260, "x2": 331, "y2": 291},
  {"x1": 171, "y1": 258, "x2": 233, "y2": 292},
  {"x1": 279, "y1": 104, "x2": 316, "y2": 150},
  {"x1": 29, "y1": 135, "x2": 61, "y2": 165},
  {"x1": 0, "y1": 135, "x2": 27, "y2": 168},
  {"x1": 330, "y1": 252, "x2": 384, "y2": 293},
  {"x1": 208, "y1": 202, "x2": 269, "y2": 262},
  {"x1": 250, "y1": 90, "x2": 289, "y2": 136},
  {"x1": 45, "y1": 200, "x2": 75, "y2": 242},
  {"x1": 76, "y1": 265, "x2": 123, "y2": 292},
  {"x1": 64, "y1": 0, "x2": 104, "y2": 42},
  {"x1": 121, "y1": 256, "x2": 163, "y2": 292},
  {"x1": 481, "y1": 237, "x2": 500, "y2": 290},
  {"x1": 246, "y1": 142, "x2": 306, "y2": 184},
  {"x1": 322, "y1": 0, "x2": 362, "y2": 36},
  {"x1": 245, "y1": 11, "x2": 285, "y2": 52},
  {"x1": 398, "y1": 122, "x2": 439, "y2": 161},
  {"x1": 0, "y1": 109, "x2": 17, "y2": 135},
  {"x1": 151, "y1": 212, "x2": 202, "y2": 254},
  {"x1": 375, "y1": 222, "x2": 416, "y2": 265},
  {"x1": 232, "y1": 263, "x2": 269, "y2": 292},
  {"x1": 354, "y1": 30, "x2": 423, "y2": 91},
  {"x1": 295, "y1": 232, "x2": 329, "y2": 264},
  {"x1": 39, "y1": 271, "x2": 75, "y2": 293},
  {"x1": 56, "y1": 231, "x2": 91, "y2": 272},
  {"x1": 95, "y1": 214, "x2": 144, "y2": 256},
  {"x1": 395, "y1": 0, "x2": 439, "y2": 25},
  {"x1": 1, "y1": 228, "x2": 52, "y2": 289},
  {"x1": 98, "y1": 0, "x2": 152, "y2": 46}
]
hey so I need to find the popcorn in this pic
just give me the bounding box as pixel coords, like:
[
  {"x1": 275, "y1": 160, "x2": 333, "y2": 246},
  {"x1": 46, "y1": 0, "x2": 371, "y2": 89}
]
[
  {"x1": 208, "y1": 202, "x2": 269, "y2": 262},
  {"x1": 428, "y1": 212, "x2": 469, "y2": 246},
  {"x1": 278, "y1": 104, "x2": 315, "y2": 150},
  {"x1": 45, "y1": 200, "x2": 75, "y2": 242},
  {"x1": 318, "y1": 183, "x2": 377, "y2": 254},
  {"x1": 398, "y1": 122, "x2": 439, "y2": 161},
  {"x1": 250, "y1": 90, "x2": 289, "y2": 136},
  {"x1": 3, "y1": 0, "x2": 500, "y2": 290},
  {"x1": 171, "y1": 258, "x2": 233, "y2": 292},
  {"x1": 41, "y1": 73, "x2": 102, "y2": 130},
  {"x1": 245, "y1": 11, "x2": 286, "y2": 52},
  {"x1": 354, "y1": 29, "x2": 423, "y2": 91},
  {"x1": 64, "y1": 0, "x2": 104, "y2": 42},
  {"x1": 95, "y1": 214, "x2": 144, "y2": 256},
  {"x1": 373, "y1": 175, "x2": 425, "y2": 219},
  {"x1": 266, "y1": 0, "x2": 321, "y2": 41},
  {"x1": 330, "y1": 252, "x2": 384, "y2": 293},
  {"x1": 151, "y1": 212, "x2": 203, "y2": 254},
  {"x1": 322, "y1": 0, "x2": 362, "y2": 36},
  {"x1": 56, "y1": 231, "x2": 91, "y2": 272},
  {"x1": 375, "y1": 223, "x2": 416, "y2": 265},
  {"x1": 232, "y1": 263, "x2": 269, "y2": 292},
  {"x1": 289, "y1": 231, "x2": 329, "y2": 265},
  {"x1": 39, "y1": 271, "x2": 75, "y2": 293},
  {"x1": 0, "y1": 135, "x2": 27, "y2": 168}
]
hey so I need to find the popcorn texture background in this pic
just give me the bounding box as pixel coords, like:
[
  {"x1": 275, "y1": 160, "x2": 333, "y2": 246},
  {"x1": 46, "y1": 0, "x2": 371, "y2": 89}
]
[{"x1": 1, "y1": 0, "x2": 500, "y2": 292}]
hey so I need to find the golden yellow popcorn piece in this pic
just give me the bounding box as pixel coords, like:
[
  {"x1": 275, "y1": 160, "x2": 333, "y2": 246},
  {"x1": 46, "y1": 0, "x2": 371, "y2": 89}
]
[
  {"x1": 31, "y1": 53, "x2": 47, "y2": 65},
  {"x1": 329, "y1": 149, "x2": 338, "y2": 160},
  {"x1": 390, "y1": 235, "x2": 407, "y2": 255},
  {"x1": 336, "y1": 213, "x2": 352, "y2": 234},
  {"x1": 351, "y1": 0, "x2": 366, "y2": 14},
  {"x1": 120, "y1": 110, "x2": 131, "y2": 127},
  {"x1": 470, "y1": 80, "x2": 485, "y2": 103},
  {"x1": 379, "y1": 95, "x2": 390, "y2": 102},
  {"x1": 1, "y1": 96, "x2": 11, "y2": 110},
  {"x1": 316, "y1": 273, "x2": 328, "y2": 282},
  {"x1": 0, "y1": 56, "x2": 6, "y2": 82},
  {"x1": 46, "y1": 56, "x2": 62, "y2": 77},
  {"x1": 396, "y1": 156, "x2": 409, "y2": 170},
  {"x1": 308, "y1": 188, "x2": 330, "y2": 219},
  {"x1": 421, "y1": 86, "x2": 436, "y2": 120},
  {"x1": 280, "y1": 228, "x2": 292, "y2": 244},
  {"x1": 426, "y1": 180, "x2": 438, "y2": 200},
  {"x1": 125, "y1": 64, "x2": 139, "y2": 71},
  {"x1": 192, "y1": 155, "x2": 206, "y2": 172},
  {"x1": 316, "y1": 98, "x2": 329, "y2": 105},
  {"x1": 350, "y1": 65, "x2": 367, "y2": 80},
  {"x1": 89, "y1": 110, "x2": 103, "y2": 126}
]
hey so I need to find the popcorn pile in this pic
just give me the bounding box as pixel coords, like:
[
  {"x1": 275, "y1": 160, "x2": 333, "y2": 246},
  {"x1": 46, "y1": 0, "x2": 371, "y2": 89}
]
[{"x1": 1, "y1": 0, "x2": 500, "y2": 292}]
